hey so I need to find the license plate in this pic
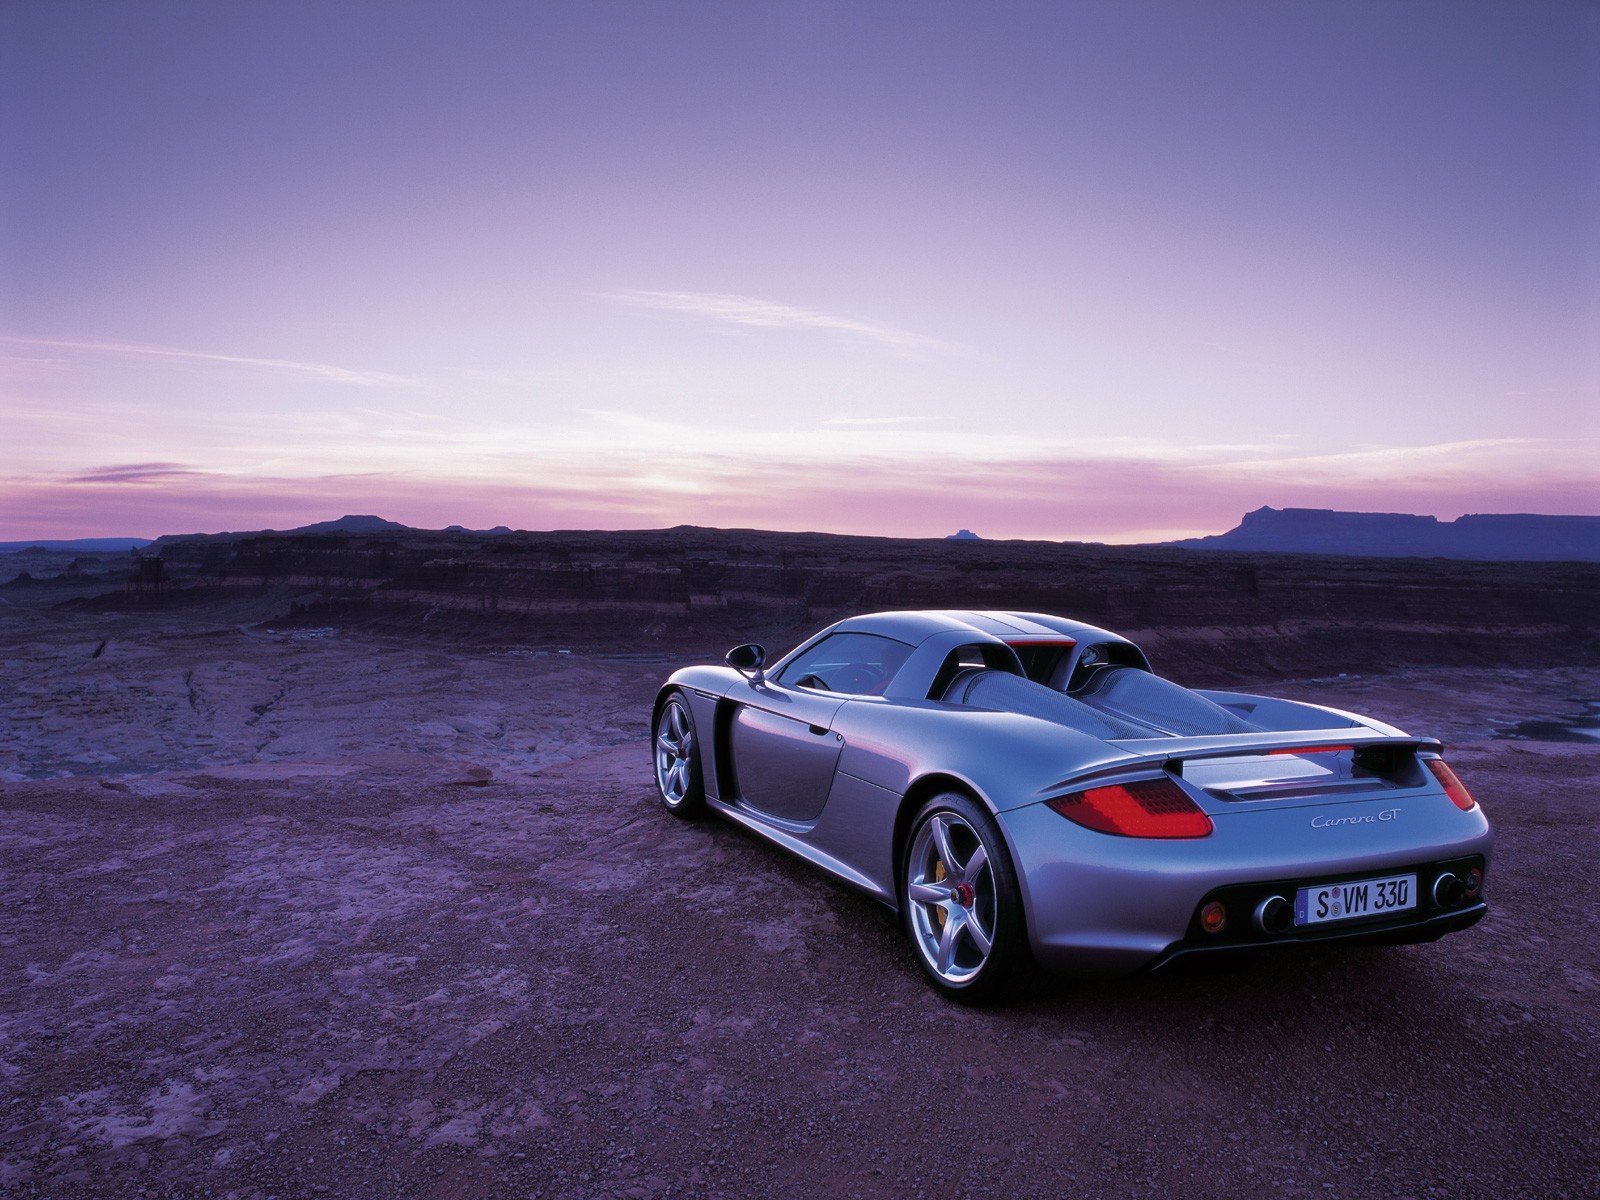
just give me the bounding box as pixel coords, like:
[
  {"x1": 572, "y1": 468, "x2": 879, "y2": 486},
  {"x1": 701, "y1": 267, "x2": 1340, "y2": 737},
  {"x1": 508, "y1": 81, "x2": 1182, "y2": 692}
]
[{"x1": 1294, "y1": 873, "x2": 1416, "y2": 927}]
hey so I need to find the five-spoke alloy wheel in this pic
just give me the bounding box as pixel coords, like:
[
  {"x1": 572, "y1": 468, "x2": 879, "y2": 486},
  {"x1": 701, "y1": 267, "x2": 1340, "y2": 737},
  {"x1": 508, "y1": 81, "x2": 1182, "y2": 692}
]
[
  {"x1": 907, "y1": 812, "x2": 996, "y2": 985},
  {"x1": 653, "y1": 694, "x2": 705, "y2": 816},
  {"x1": 902, "y1": 793, "x2": 1038, "y2": 1002}
]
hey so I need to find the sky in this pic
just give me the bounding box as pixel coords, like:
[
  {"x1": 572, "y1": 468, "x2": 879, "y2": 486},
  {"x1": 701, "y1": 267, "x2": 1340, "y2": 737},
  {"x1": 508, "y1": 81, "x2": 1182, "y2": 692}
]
[{"x1": 2, "y1": 0, "x2": 1596, "y2": 542}]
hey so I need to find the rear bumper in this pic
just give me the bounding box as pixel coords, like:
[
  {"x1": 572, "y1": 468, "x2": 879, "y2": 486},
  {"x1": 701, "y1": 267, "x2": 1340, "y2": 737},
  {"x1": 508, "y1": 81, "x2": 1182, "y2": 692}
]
[
  {"x1": 1144, "y1": 901, "x2": 1487, "y2": 974},
  {"x1": 997, "y1": 792, "x2": 1493, "y2": 977}
]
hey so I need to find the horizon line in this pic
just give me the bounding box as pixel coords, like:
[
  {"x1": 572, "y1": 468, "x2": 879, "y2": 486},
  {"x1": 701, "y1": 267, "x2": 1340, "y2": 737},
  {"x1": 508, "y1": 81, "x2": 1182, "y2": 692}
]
[{"x1": 5, "y1": 504, "x2": 1599, "y2": 548}]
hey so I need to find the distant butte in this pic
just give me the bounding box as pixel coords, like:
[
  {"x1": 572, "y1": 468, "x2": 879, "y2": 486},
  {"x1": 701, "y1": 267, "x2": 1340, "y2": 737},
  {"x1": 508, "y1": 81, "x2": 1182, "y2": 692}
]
[
  {"x1": 1162, "y1": 507, "x2": 1600, "y2": 562},
  {"x1": 289, "y1": 514, "x2": 411, "y2": 535},
  {"x1": 946, "y1": 529, "x2": 982, "y2": 541}
]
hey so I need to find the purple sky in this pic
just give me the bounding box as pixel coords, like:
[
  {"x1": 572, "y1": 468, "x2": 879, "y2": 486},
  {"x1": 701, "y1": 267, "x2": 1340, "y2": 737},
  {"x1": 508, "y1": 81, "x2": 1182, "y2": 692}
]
[{"x1": 3, "y1": 0, "x2": 1596, "y2": 541}]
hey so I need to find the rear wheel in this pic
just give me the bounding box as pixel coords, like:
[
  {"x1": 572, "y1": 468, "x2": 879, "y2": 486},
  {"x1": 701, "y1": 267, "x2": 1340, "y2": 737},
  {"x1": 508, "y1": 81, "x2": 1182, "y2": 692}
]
[
  {"x1": 653, "y1": 694, "x2": 706, "y2": 817},
  {"x1": 901, "y1": 792, "x2": 1040, "y2": 1004}
]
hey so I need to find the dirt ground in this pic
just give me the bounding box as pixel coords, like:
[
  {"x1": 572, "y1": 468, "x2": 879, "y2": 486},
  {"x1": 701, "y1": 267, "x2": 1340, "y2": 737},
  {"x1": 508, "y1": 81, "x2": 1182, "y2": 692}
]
[{"x1": 2, "y1": 605, "x2": 1597, "y2": 1198}]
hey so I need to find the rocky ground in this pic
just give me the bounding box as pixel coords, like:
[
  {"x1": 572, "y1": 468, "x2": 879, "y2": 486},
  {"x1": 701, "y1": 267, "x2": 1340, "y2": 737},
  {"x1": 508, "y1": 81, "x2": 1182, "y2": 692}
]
[{"x1": 1, "y1": 600, "x2": 1597, "y2": 1198}]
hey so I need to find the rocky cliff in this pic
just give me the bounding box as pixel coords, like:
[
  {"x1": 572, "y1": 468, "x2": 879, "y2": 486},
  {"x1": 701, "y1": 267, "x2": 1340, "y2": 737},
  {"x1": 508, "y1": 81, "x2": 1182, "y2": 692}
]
[{"x1": 121, "y1": 525, "x2": 1600, "y2": 685}]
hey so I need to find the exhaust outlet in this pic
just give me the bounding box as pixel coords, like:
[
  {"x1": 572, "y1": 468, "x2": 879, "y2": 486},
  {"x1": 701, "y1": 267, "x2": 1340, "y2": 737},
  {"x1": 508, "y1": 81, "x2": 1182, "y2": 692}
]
[
  {"x1": 1432, "y1": 872, "x2": 1465, "y2": 909},
  {"x1": 1253, "y1": 895, "x2": 1293, "y2": 935}
]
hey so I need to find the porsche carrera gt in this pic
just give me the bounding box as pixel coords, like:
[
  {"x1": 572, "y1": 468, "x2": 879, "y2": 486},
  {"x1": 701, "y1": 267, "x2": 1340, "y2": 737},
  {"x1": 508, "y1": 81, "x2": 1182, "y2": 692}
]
[{"x1": 651, "y1": 611, "x2": 1491, "y2": 1002}]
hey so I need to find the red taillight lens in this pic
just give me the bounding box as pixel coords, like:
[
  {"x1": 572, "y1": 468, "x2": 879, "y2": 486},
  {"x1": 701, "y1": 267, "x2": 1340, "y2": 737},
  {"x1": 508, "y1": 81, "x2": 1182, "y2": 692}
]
[
  {"x1": 1425, "y1": 759, "x2": 1477, "y2": 811},
  {"x1": 1047, "y1": 778, "x2": 1213, "y2": 838}
]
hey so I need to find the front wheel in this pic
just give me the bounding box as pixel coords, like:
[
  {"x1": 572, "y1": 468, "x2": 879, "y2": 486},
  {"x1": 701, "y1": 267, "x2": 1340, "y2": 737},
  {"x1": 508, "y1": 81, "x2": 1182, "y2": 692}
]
[
  {"x1": 901, "y1": 792, "x2": 1041, "y2": 1004},
  {"x1": 653, "y1": 693, "x2": 706, "y2": 818}
]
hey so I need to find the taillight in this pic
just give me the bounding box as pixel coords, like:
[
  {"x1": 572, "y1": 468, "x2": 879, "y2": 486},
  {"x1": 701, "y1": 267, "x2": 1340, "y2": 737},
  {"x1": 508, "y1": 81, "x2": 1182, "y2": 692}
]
[
  {"x1": 1425, "y1": 759, "x2": 1477, "y2": 811},
  {"x1": 1047, "y1": 777, "x2": 1213, "y2": 838}
]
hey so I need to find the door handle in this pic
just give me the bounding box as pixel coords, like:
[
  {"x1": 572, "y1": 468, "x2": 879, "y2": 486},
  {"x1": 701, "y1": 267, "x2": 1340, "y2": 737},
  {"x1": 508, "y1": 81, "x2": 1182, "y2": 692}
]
[{"x1": 808, "y1": 724, "x2": 828, "y2": 735}]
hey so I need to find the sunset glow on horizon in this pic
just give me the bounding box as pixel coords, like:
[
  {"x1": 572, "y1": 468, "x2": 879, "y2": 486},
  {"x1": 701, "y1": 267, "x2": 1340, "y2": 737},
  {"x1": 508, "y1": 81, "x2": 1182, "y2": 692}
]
[{"x1": 3, "y1": 1, "x2": 1596, "y2": 542}]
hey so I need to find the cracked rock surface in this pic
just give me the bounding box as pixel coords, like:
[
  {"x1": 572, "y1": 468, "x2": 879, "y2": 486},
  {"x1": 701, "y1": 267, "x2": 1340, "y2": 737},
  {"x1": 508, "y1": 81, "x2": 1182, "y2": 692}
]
[{"x1": 2, "y1": 600, "x2": 1597, "y2": 1198}]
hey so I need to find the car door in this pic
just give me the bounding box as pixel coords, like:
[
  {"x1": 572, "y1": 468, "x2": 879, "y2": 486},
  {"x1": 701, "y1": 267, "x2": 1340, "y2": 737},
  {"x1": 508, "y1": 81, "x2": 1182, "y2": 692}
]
[
  {"x1": 726, "y1": 631, "x2": 916, "y2": 823},
  {"x1": 726, "y1": 680, "x2": 848, "y2": 823}
]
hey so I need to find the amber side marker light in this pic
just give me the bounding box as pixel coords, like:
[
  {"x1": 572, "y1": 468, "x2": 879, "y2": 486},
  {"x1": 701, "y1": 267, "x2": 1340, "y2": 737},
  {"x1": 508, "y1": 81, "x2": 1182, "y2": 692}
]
[
  {"x1": 1200, "y1": 901, "x2": 1228, "y2": 934},
  {"x1": 1047, "y1": 778, "x2": 1214, "y2": 838},
  {"x1": 1424, "y1": 759, "x2": 1478, "y2": 811}
]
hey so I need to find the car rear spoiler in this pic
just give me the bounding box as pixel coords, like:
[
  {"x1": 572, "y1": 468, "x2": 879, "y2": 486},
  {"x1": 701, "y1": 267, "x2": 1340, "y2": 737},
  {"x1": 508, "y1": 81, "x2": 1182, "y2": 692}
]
[{"x1": 1043, "y1": 730, "x2": 1441, "y2": 795}]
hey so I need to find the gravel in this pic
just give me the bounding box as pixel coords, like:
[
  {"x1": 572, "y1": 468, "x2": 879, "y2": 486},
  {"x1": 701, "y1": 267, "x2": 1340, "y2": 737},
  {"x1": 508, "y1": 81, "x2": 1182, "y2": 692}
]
[{"x1": 1, "y1": 615, "x2": 1596, "y2": 1198}]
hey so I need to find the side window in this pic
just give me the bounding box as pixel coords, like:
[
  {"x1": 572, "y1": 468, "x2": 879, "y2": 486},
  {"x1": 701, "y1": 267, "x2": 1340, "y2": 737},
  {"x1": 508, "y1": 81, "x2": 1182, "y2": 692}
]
[{"x1": 777, "y1": 633, "x2": 914, "y2": 696}]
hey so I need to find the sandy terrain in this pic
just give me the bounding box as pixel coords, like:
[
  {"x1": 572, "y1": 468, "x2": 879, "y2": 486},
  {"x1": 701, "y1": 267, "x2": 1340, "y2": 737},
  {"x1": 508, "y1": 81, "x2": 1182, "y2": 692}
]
[{"x1": 2, "y1": 601, "x2": 1597, "y2": 1198}]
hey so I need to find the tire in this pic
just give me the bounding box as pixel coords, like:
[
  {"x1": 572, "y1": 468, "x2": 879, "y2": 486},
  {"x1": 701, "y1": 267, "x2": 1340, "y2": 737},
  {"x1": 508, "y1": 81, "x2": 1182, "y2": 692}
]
[
  {"x1": 653, "y1": 693, "x2": 706, "y2": 818},
  {"x1": 900, "y1": 792, "x2": 1041, "y2": 1004}
]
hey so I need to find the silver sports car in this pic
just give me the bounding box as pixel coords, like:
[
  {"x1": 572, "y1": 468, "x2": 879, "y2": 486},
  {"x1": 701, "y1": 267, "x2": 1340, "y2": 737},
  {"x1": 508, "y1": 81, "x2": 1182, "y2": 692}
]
[{"x1": 651, "y1": 610, "x2": 1491, "y2": 1002}]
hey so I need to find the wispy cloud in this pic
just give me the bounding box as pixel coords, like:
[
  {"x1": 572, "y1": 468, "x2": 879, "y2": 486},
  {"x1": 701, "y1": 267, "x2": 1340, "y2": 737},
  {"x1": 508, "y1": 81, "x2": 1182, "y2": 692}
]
[
  {"x1": 1201, "y1": 437, "x2": 1592, "y2": 482},
  {"x1": 1500, "y1": 386, "x2": 1587, "y2": 398},
  {"x1": 603, "y1": 290, "x2": 944, "y2": 353},
  {"x1": 68, "y1": 462, "x2": 206, "y2": 485},
  {"x1": 0, "y1": 335, "x2": 417, "y2": 387},
  {"x1": 823, "y1": 415, "x2": 938, "y2": 427}
]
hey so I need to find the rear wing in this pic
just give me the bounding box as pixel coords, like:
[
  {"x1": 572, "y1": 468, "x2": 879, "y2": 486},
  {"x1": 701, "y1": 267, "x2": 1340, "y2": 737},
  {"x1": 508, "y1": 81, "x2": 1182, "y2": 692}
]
[{"x1": 1043, "y1": 729, "x2": 1441, "y2": 796}]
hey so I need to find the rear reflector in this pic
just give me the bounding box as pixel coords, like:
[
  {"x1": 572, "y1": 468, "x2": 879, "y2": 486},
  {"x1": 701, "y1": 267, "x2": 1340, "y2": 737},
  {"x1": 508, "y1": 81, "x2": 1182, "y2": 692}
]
[
  {"x1": 1424, "y1": 759, "x2": 1478, "y2": 811},
  {"x1": 1047, "y1": 778, "x2": 1213, "y2": 838}
]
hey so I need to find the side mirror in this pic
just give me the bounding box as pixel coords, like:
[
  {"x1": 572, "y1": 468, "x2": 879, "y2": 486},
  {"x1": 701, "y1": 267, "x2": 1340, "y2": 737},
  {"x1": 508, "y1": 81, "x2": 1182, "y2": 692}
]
[{"x1": 725, "y1": 643, "x2": 766, "y2": 683}]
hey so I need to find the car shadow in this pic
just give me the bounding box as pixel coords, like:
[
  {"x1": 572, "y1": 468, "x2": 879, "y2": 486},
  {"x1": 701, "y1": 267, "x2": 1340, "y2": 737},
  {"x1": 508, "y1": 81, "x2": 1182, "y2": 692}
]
[{"x1": 685, "y1": 790, "x2": 1456, "y2": 1030}]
